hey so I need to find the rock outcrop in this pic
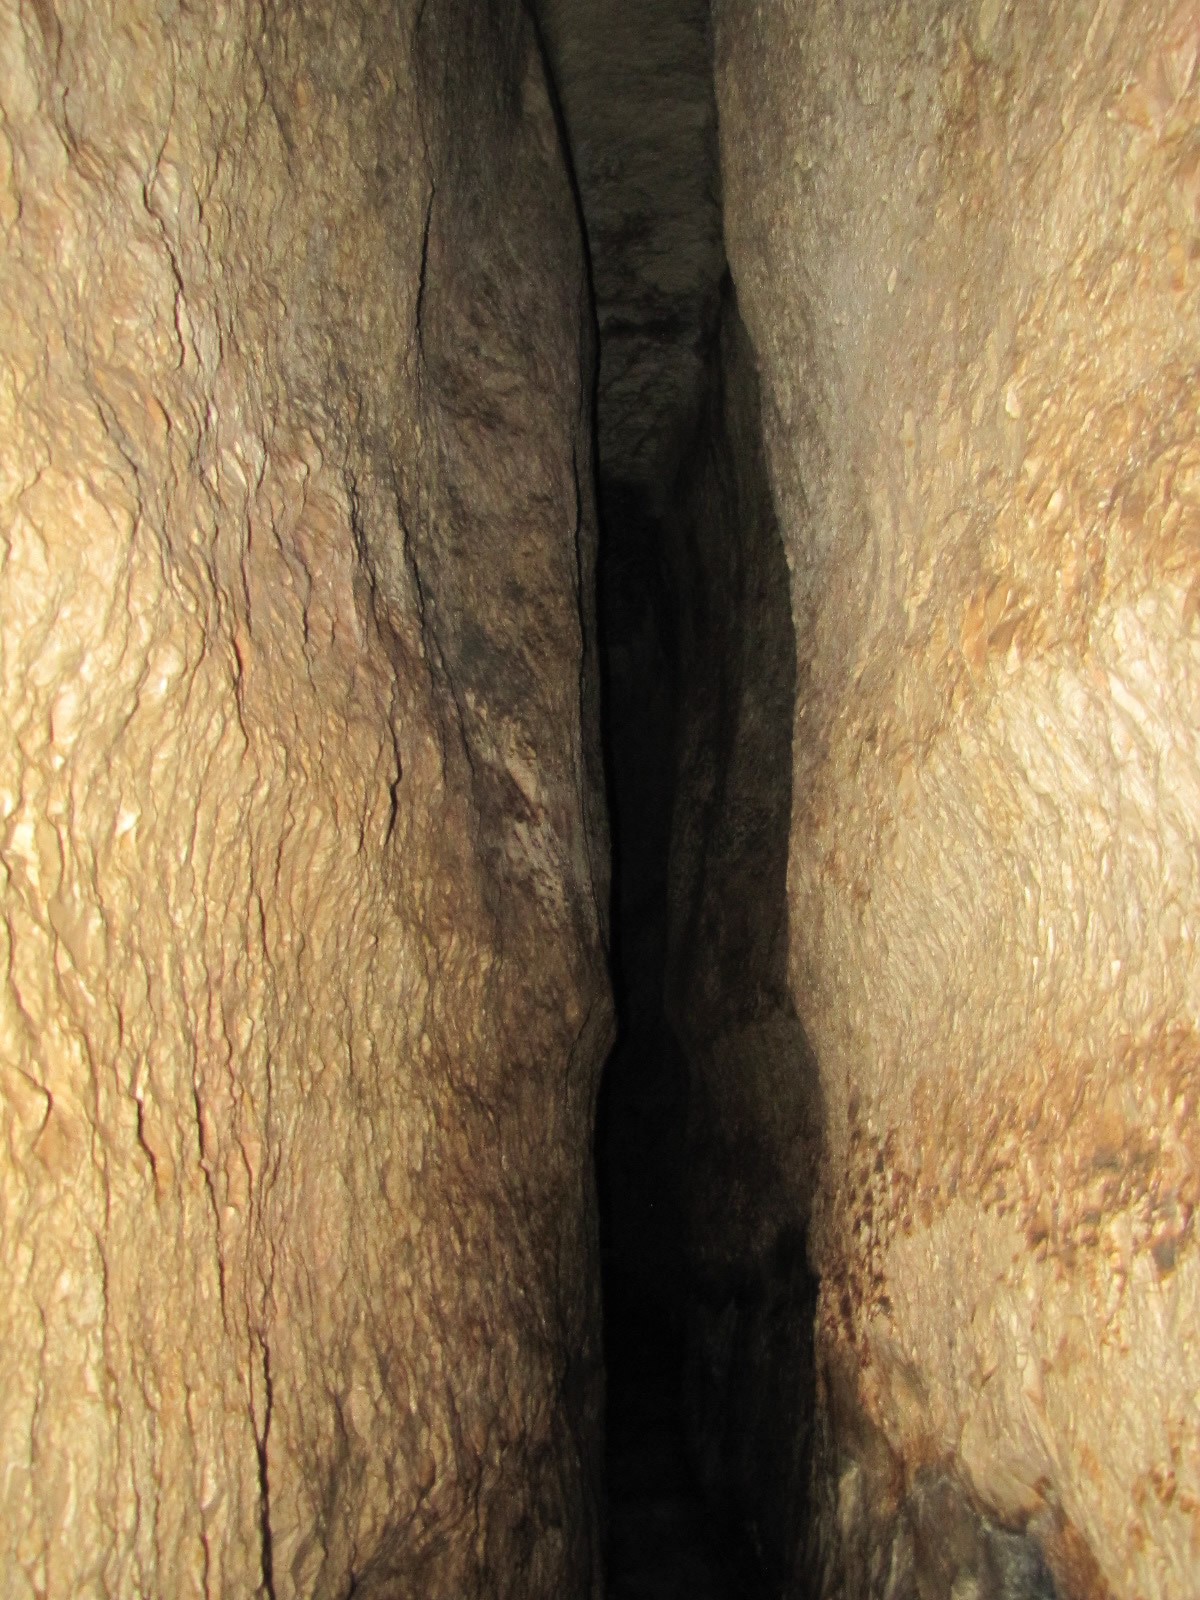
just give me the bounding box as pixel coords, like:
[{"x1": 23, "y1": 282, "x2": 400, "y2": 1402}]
[
  {"x1": 0, "y1": 3, "x2": 611, "y2": 1596},
  {"x1": 702, "y1": 0, "x2": 1200, "y2": 1593}
]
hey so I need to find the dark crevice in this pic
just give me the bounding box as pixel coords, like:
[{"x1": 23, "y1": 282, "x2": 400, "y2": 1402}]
[
  {"x1": 528, "y1": 2, "x2": 813, "y2": 1592},
  {"x1": 590, "y1": 344, "x2": 806, "y2": 1594},
  {"x1": 256, "y1": 1339, "x2": 277, "y2": 1600},
  {"x1": 595, "y1": 475, "x2": 756, "y2": 1597}
]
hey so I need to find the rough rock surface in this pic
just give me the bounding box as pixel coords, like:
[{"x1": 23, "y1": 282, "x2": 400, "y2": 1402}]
[
  {"x1": 711, "y1": 0, "x2": 1200, "y2": 1593},
  {"x1": 0, "y1": 3, "x2": 611, "y2": 1596}
]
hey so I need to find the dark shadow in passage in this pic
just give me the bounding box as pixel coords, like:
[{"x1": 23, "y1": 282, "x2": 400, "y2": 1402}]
[
  {"x1": 593, "y1": 480, "x2": 769, "y2": 1598},
  {"x1": 661, "y1": 285, "x2": 822, "y2": 1597}
]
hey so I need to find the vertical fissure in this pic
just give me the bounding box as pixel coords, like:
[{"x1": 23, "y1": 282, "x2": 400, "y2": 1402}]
[{"x1": 529, "y1": 3, "x2": 812, "y2": 1593}]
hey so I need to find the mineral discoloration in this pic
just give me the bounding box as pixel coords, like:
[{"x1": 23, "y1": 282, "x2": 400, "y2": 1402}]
[
  {"x1": 0, "y1": 2, "x2": 610, "y2": 1595},
  {"x1": 832, "y1": 1026, "x2": 1200, "y2": 1338}
]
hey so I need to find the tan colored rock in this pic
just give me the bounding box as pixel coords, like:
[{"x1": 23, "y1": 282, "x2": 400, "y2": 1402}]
[
  {"x1": 0, "y1": 2, "x2": 610, "y2": 1595},
  {"x1": 712, "y1": 0, "x2": 1200, "y2": 1592}
]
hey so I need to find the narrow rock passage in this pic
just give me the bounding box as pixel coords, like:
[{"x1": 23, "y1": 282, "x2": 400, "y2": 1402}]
[
  {"x1": 9, "y1": 2, "x2": 1198, "y2": 1595},
  {"x1": 525, "y1": 5, "x2": 774, "y2": 1589},
  {"x1": 595, "y1": 492, "x2": 751, "y2": 1599}
]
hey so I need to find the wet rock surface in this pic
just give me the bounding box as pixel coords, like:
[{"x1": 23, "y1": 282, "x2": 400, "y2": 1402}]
[{"x1": 0, "y1": 2, "x2": 610, "y2": 1595}]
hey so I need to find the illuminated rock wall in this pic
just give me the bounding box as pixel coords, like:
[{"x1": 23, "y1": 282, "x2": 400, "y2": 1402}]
[
  {"x1": 712, "y1": 0, "x2": 1200, "y2": 1592},
  {"x1": 0, "y1": 3, "x2": 610, "y2": 1595}
]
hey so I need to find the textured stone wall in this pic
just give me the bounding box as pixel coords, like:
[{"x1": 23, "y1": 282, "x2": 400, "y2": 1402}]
[
  {"x1": 711, "y1": 0, "x2": 1200, "y2": 1593},
  {"x1": 0, "y1": 3, "x2": 611, "y2": 1596}
]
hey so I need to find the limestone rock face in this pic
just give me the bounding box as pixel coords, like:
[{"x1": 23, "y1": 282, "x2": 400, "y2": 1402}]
[
  {"x1": 713, "y1": 0, "x2": 1200, "y2": 1593},
  {"x1": 0, "y1": 3, "x2": 610, "y2": 1596}
]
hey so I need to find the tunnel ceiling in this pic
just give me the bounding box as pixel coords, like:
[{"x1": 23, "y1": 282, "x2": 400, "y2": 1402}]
[{"x1": 532, "y1": 0, "x2": 726, "y2": 508}]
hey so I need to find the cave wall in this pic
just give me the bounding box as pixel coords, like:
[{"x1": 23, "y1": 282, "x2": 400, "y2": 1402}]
[
  {"x1": 706, "y1": 0, "x2": 1200, "y2": 1594},
  {"x1": 0, "y1": 3, "x2": 611, "y2": 1596}
]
